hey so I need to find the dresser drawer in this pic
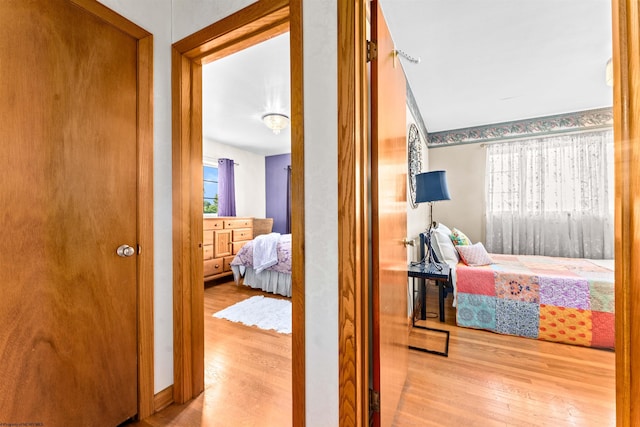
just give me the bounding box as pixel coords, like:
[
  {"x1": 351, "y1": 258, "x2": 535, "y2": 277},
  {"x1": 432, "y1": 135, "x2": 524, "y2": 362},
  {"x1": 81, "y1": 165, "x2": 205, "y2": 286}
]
[
  {"x1": 203, "y1": 245, "x2": 213, "y2": 260},
  {"x1": 224, "y1": 218, "x2": 253, "y2": 229},
  {"x1": 204, "y1": 258, "x2": 223, "y2": 277},
  {"x1": 223, "y1": 256, "x2": 235, "y2": 272},
  {"x1": 203, "y1": 230, "x2": 214, "y2": 246},
  {"x1": 232, "y1": 240, "x2": 248, "y2": 255},
  {"x1": 232, "y1": 228, "x2": 253, "y2": 242},
  {"x1": 203, "y1": 218, "x2": 224, "y2": 230}
]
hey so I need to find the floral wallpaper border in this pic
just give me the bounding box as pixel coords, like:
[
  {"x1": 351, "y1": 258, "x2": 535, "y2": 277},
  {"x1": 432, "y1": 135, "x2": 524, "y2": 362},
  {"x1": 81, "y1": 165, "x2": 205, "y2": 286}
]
[{"x1": 427, "y1": 107, "x2": 613, "y2": 147}]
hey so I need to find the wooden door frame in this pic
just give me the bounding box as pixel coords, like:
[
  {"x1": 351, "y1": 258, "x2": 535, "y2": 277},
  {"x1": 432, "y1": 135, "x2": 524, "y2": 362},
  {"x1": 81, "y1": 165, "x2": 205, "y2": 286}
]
[
  {"x1": 612, "y1": 0, "x2": 640, "y2": 425},
  {"x1": 337, "y1": 0, "x2": 370, "y2": 425},
  {"x1": 171, "y1": 0, "x2": 305, "y2": 424},
  {"x1": 337, "y1": 0, "x2": 640, "y2": 425},
  {"x1": 68, "y1": 0, "x2": 155, "y2": 420}
]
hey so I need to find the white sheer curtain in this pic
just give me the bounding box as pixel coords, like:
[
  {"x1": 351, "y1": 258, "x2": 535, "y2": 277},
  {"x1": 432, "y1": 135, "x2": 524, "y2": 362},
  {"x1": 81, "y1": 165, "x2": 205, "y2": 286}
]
[{"x1": 485, "y1": 129, "x2": 614, "y2": 259}]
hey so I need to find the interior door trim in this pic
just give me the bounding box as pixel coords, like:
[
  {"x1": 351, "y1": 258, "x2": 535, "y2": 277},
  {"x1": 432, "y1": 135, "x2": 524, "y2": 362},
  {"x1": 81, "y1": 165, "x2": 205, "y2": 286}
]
[
  {"x1": 171, "y1": 1, "x2": 305, "y2": 424},
  {"x1": 612, "y1": 0, "x2": 640, "y2": 425},
  {"x1": 337, "y1": 0, "x2": 370, "y2": 424},
  {"x1": 70, "y1": 0, "x2": 155, "y2": 420}
]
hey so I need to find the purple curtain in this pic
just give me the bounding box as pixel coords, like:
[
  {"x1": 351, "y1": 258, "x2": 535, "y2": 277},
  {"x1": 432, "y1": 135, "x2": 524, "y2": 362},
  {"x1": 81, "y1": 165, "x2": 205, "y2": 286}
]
[
  {"x1": 218, "y1": 158, "x2": 236, "y2": 216},
  {"x1": 286, "y1": 165, "x2": 291, "y2": 234}
]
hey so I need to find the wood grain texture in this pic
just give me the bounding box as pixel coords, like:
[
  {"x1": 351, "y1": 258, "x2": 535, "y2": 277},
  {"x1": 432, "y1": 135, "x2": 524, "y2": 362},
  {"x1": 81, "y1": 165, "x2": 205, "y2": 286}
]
[
  {"x1": 612, "y1": 0, "x2": 640, "y2": 425},
  {"x1": 72, "y1": 1, "x2": 155, "y2": 420},
  {"x1": 199, "y1": 19, "x2": 289, "y2": 66},
  {"x1": 134, "y1": 282, "x2": 292, "y2": 426},
  {"x1": 370, "y1": 2, "x2": 409, "y2": 426},
  {"x1": 395, "y1": 285, "x2": 615, "y2": 426},
  {"x1": 337, "y1": 0, "x2": 369, "y2": 425},
  {"x1": 153, "y1": 386, "x2": 174, "y2": 413},
  {"x1": 190, "y1": 62, "x2": 205, "y2": 398},
  {"x1": 173, "y1": 0, "x2": 289, "y2": 61},
  {"x1": 172, "y1": 48, "x2": 194, "y2": 405},
  {"x1": 136, "y1": 33, "x2": 156, "y2": 421},
  {"x1": 0, "y1": 0, "x2": 148, "y2": 424},
  {"x1": 171, "y1": 3, "x2": 304, "y2": 424},
  {"x1": 357, "y1": 2, "x2": 371, "y2": 422},
  {"x1": 357, "y1": 1, "x2": 371, "y2": 424},
  {"x1": 70, "y1": 0, "x2": 150, "y2": 39},
  {"x1": 289, "y1": 0, "x2": 306, "y2": 425}
]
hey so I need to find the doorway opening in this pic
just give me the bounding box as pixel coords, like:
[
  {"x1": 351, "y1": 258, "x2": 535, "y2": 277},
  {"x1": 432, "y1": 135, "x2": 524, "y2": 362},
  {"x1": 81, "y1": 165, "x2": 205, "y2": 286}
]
[
  {"x1": 337, "y1": 0, "x2": 640, "y2": 424},
  {"x1": 200, "y1": 30, "x2": 293, "y2": 423},
  {"x1": 171, "y1": 1, "x2": 304, "y2": 424}
]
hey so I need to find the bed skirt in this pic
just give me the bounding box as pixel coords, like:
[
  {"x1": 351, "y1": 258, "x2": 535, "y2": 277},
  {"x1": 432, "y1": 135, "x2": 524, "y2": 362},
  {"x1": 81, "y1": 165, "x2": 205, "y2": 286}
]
[{"x1": 231, "y1": 265, "x2": 292, "y2": 297}]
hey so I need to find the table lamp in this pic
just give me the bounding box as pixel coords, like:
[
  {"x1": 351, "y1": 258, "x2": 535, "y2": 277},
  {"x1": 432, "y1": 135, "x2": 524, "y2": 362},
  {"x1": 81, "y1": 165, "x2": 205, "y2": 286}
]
[{"x1": 414, "y1": 170, "x2": 451, "y2": 266}]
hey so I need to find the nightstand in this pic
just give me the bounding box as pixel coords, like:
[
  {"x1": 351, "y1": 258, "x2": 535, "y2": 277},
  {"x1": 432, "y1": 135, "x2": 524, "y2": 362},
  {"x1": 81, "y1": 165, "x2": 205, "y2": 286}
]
[{"x1": 407, "y1": 262, "x2": 451, "y2": 357}]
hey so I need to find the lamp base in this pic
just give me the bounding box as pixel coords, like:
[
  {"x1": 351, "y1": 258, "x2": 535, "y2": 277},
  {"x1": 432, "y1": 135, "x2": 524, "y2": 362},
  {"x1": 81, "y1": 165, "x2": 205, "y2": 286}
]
[{"x1": 424, "y1": 226, "x2": 443, "y2": 272}]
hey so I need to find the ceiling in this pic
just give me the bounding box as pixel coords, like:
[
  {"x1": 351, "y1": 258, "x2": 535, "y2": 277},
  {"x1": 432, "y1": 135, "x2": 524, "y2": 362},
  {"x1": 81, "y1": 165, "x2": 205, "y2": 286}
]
[
  {"x1": 202, "y1": 0, "x2": 612, "y2": 155},
  {"x1": 202, "y1": 32, "x2": 291, "y2": 156}
]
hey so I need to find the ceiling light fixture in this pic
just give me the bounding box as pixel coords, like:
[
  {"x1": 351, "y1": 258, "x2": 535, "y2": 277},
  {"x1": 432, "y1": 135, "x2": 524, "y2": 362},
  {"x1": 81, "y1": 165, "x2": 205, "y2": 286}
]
[
  {"x1": 605, "y1": 58, "x2": 613, "y2": 87},
  {"x1": 262, "y1": 113, "x2": 289, "y2": 135}
]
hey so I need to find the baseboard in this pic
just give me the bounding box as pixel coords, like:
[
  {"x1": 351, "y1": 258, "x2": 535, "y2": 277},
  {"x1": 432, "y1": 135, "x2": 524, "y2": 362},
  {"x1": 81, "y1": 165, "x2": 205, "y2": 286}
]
[{"x1": 153, "y1": 385, "x2": 174, "y2": 413}]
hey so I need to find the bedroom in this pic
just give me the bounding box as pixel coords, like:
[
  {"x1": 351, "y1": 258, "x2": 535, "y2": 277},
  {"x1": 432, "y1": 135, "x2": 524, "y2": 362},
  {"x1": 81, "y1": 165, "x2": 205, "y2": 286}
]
[
  {"x1": 199, "y1": 31, "x2": 294, "y2": 424},
  {"x1": 386, "y1": 0, "x2": 617, "y2": 424},
  {"x1": 394, "y1": 0, "x2": 614, "y2": 339}
]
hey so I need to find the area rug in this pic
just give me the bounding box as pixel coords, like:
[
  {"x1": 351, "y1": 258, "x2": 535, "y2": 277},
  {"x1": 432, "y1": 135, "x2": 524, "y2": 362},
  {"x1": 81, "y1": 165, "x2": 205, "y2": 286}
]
[{"x1": 213, "y1": 295, "x2": 291, "y2": 334}]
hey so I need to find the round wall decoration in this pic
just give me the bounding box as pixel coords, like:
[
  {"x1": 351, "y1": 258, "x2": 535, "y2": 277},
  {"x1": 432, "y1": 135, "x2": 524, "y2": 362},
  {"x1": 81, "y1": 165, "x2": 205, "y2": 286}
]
[{"x1": 408, "y1": 123, "x2": 423, "y2": 209}]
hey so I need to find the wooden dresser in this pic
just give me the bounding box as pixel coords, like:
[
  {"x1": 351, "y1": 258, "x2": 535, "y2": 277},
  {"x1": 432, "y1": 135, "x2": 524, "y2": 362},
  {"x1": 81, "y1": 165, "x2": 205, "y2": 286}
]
[{"x1": 203, "y1": 217, "x2": 253, "y2": 281}]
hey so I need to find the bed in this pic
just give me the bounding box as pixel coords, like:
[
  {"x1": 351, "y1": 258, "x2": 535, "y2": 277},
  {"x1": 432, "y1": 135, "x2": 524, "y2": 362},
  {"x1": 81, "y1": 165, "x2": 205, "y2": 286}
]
[
  {"x1": 429, "y1": 224, "x2": 615, "y2": 349},
  {"x1": 456, "y1": 254, "x2": 615, "y2": 349},
  {"x1": 230, "y1": 233, "x2": 292, "y2": 297}
]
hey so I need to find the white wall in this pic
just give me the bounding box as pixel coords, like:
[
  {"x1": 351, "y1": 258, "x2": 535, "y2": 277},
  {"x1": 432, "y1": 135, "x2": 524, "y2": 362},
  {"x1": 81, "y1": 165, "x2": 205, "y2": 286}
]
[
  {"x1": 428, "y1": 143, "x2": 486, "y2": 243},
  {"x1": 406, "y1": 106, "x2": 430, "y2": 263},
  {"x1": 203, "y1": 139, "x2": 266, "y2": 218},
  {"x1": 303, "y1": 1, "x2": 339, "y2": 425},
  {"x1": 171, "y1": 0, "x2": 256, "y2": 42}
]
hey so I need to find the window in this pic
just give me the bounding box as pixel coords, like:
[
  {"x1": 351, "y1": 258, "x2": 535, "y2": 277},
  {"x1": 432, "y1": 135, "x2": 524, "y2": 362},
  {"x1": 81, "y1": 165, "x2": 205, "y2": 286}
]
[
  {"x1": 203, "y1": 164, "x2": 219, "y2": 215},
  {"x1": 485, "y1": 129, "x2": 614, "y2": 258}
]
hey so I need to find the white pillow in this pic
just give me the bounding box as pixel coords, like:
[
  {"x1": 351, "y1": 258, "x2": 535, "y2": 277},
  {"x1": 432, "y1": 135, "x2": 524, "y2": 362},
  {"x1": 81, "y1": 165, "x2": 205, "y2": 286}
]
[{"x1": 430, "y1": 223, "x2": 459, "y2": 264}]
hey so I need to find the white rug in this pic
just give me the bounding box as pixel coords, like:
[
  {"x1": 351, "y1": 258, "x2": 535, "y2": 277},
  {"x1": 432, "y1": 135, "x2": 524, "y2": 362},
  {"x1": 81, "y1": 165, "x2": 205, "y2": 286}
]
[{"x1": 213, "y1": 295, "x2": 291, "y2": 334}]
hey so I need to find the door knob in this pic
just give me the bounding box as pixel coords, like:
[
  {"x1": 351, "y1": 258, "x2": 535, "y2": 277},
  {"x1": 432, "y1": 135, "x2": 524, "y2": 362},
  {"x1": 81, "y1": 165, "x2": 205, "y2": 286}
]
[
  {"x1": 117, "y1": 244, "x2": 136, "y2": 257},
  {"x1": 402, "y1": 238, "x2": 415, "y2": 247}
]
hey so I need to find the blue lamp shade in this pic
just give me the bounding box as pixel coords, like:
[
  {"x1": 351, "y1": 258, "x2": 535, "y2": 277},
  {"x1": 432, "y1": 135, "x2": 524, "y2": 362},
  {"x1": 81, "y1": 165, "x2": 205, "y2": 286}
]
[{"x1": 415, "y1": 170, "x2": 451, "y2": 203}]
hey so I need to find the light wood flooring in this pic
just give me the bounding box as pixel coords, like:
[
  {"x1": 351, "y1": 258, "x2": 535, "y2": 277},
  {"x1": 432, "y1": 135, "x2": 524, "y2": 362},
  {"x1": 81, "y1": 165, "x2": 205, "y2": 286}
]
[
  {"x1": 133, "y1": 280, "x2": 292, "y2": 427},
  {"x1": 136, "y1": 280, "x2": 615, "y2": 426},
  {"x1": 396, "y1": 283, "x2": 615, "y2": 426}
]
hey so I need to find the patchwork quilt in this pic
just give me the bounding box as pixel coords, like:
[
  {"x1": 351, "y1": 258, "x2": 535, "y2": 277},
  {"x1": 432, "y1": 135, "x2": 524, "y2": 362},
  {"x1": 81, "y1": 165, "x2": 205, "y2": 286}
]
[{"x1": 456, "y1": 254, "x2": 615, "y2": 349}]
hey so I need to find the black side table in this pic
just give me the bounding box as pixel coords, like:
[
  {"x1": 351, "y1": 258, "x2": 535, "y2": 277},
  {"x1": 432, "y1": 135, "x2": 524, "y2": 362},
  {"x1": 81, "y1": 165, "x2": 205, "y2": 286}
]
[
  {"x1": 408, "y1": 262, "x2": 451, "y2": 322},
  {"x1": 407, "y1": 262, "x2": 451, "y2": 357}
]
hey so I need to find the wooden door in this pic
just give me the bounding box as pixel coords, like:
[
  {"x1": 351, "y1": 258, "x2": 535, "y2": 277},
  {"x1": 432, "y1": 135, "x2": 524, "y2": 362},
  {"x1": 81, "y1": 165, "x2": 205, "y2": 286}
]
[
  {"x1": 0, "y1": 1, "x2": 139, "y2": 424},
  {"x1": 371, "y1": 1, "x2": 409, "y2": 426}
]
